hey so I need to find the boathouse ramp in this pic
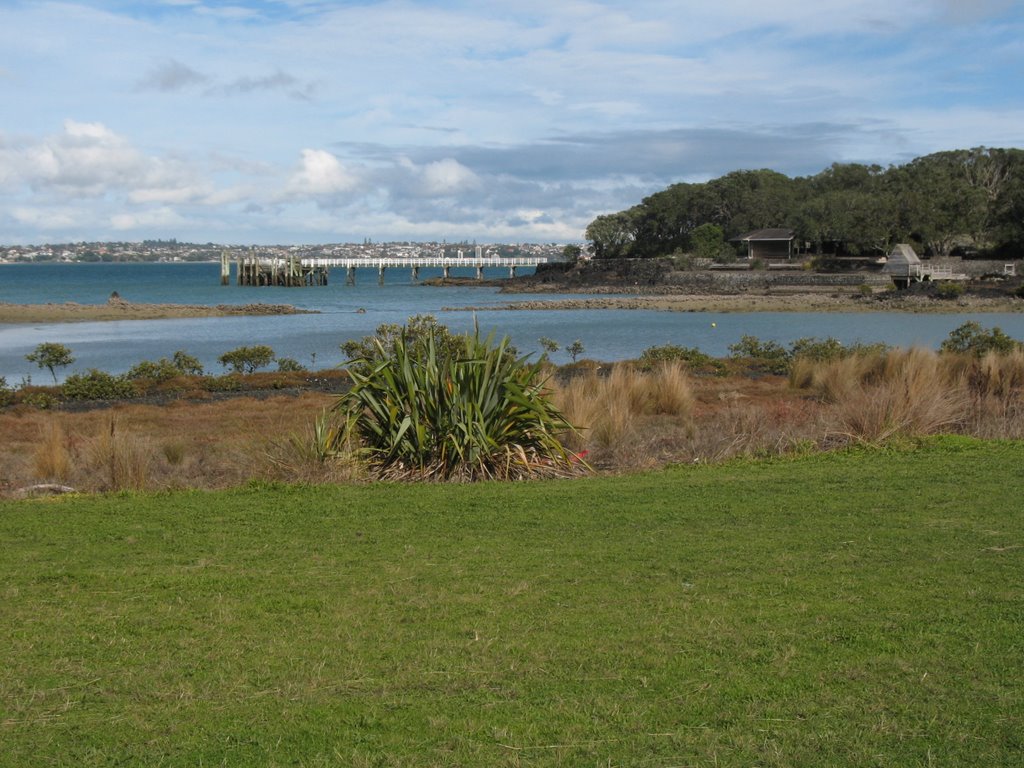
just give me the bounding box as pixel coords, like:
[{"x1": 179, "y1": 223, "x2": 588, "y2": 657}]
[{"x1": 882, "y1": 244, "x2": 968, "y2": 289}]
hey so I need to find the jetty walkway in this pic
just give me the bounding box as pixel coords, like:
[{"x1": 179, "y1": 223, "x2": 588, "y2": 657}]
[{"x1": 220, "y1": 251, "x2": 547, "y2": 286}]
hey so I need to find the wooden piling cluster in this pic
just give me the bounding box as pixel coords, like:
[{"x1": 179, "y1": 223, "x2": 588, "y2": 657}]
[{"x1": 228, "y1": 250, "x2": 329, "y2": 287}]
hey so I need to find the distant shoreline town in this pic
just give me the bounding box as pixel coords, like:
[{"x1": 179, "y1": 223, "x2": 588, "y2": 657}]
[{"x1": 0, "y1": 240, "x2": 570, "y2": 265}]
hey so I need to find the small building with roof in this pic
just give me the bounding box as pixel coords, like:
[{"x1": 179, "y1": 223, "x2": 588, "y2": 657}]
[{"x1": 731, "y1": 228, "x2": 796, "y2": 261}]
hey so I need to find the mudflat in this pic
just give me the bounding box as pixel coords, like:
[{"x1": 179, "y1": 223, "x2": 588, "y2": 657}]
[{"x1": 0, "y1": 296, "x2": 317, "y2": 323}]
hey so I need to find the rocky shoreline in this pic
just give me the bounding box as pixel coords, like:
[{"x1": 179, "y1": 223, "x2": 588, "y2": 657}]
[
  {"x1": 0, "y1": 296, "x2": 318, "y2": 324},
  {"x1": 443, "y1": 292, "x2": 1024, "y2": 314}
]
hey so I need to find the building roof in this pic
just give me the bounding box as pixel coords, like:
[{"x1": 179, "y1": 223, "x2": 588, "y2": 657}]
[
  {"x1": 881, "y1": 243, "x2": 921, "y2": 275},
  {"x1": 731, "y1": 228, "x2": 795, "y2": 242}
]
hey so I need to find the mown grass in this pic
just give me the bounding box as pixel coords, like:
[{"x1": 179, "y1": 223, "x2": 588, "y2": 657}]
[{"x1": 1, "y1": 437, "x2": 1022, "y2": 766}]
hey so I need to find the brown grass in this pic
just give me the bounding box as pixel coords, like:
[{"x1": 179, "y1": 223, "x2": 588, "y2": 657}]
[
  {"x1": 32, "y1": 421, "x2": 71, "y2": 483},
  {"x1": 551, "y1": 363, "x2": 695, "y2": 468},
  {"x1": 2, "y1": 345, "x2": 1022, "y2": 493}
]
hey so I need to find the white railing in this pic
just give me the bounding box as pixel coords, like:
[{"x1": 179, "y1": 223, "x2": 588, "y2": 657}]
[{"x1": 299, "y1": 256, "x2": 546, "y2": 269}]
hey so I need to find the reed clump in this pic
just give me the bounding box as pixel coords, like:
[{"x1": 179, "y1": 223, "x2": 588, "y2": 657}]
[
  {"x1": 791, "y1": 346, "x2": 1024, "y2": 444},
  {"x1": 551, "y1": 362, "x2": 694, "y2": 466},
  {"x1": 81, "y1": 419, "x2": 154, "y2": 491},
  {"x1": 32, "y1": 420, "x2": 72, "y2": 483}
]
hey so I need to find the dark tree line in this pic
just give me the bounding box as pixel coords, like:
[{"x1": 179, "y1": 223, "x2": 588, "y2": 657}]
[{"x1": 585, "y1": 148, "x2": 1024, "y2": 260}]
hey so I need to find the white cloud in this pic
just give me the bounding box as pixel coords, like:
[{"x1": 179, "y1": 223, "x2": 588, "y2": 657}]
[
  {"x1": 110, "y1": 207, "x2": 186, "y2": 231},
  {"x1": 419, "y1": 159, "x2": 480, "y2": 196},
  {"x1": 286, "y1": 149, "x2": 360, "y2": 198}
]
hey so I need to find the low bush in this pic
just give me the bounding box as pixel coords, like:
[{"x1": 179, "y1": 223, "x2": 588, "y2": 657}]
[
  {"x1": 203, "y1": 374, "x2": 244, "y2": 392},
  {"x1": 126, "y1": 358, "x2": 182, "y2": 382},
  {"x1": 940, "y1": 321, "x2": 1020, "y2": 356},
  {"x1": 935, "y1": 281, "x2": 966, "y2": 299},
  {"x1": 341, "y1": 314, "x2": 466, "y2": 369},
  {"x1": 62, "y1": 369, "x2": 137, "y2": 401},
  {"x1": 638, "y1": 344, "x2": 726, "y2": 375},
  {"x1": 0, "y1": 376, "x2": 12, "y2": 407},
  {"x1": 728, "y1": 335, "x2": 790, "y2": 374},
  {"x1": 789, "y1": 336, "x2": 846, "y2": 362}
]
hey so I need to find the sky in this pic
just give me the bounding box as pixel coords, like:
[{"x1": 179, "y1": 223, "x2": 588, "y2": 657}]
[{"x1": 0, "y1": 0, "x2": 1022, "y2": 245}]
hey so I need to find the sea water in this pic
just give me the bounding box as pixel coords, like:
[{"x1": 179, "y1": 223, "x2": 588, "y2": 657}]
[{"x1": 2, "y1": 262, "x2": 1024, "y2": 383}]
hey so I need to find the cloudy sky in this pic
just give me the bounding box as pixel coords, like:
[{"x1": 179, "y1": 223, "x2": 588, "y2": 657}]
[{"x1": 1, "y1": 0, "x2": 1022, "y2": 245}]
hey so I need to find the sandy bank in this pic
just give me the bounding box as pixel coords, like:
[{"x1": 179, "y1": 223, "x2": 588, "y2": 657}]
[{"x1": 0, "y1": 297, "x2": 318, "y2": 324}]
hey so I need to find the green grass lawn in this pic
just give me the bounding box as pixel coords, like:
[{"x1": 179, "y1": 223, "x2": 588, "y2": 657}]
[{"x1": 1, "y1": 436, "x2": 1022, "y2": 766}]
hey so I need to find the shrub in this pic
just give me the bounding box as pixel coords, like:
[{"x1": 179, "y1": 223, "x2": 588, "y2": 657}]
[
  {"x1": 332, "y1": 326, "x2": 579, "y2": 481},
  {"x1": 62, "y1": 369, "x2": 137, "y2": 401},
  {"x1": 789, "y1": 336, "x2": 846, "y2": 363},
  {"x1": 935, "y1": 282, "x2": 966, "y2": 300},
  {"x1": 172, "y1": 350, "x2": 204, "y2": 376},
  {"x1": 126, "y1": 358, "x2": 182, "y2": 381},
  {"x1": 276, "y1": 357, "x2": 306, "y2": 372},
  {"x1": 638, "y1": 344, "x2": 726, "y2": 376},
  {"x1": 128, "y1": 350, "x2": 205, "y2": 380},
  {"x1": 218, "y1": 345, "x2": 275, "y2": 374},
  {"x1": 22, "y1": 391, "x2": 58, "y2": 410},
  {"x1": 342, "y1": 315, "x2": 465, "y2": 369},
  {"x1": 940, "y1": 322, "x2": 1020, "y2": 356},
  {"x1": 728, "y1": 335, "x2": 790, "y2": 374},
  {"x1": 202, "y1": 374, "x2": 244, "y2": 392},
  {"x1": 0, "y1": 376, "x2": 12, "y2": 407}
]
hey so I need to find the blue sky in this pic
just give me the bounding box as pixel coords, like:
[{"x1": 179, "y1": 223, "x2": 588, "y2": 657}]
[{"x1": 1, "y1": 0, "x2": 1022, "y2": 245}]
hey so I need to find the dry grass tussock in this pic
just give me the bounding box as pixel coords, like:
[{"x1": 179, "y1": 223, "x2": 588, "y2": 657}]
[
  {"x1": 794, "y1": 346, "x2": 1024, "y2": 444},
  {"x1": 551, "y1": 362, "x2": 695, "y2": 468}
]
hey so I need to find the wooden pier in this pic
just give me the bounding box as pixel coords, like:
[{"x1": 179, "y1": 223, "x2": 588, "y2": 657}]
[{"x1": 221, "y1": 251, "x2": 547, "y2": 287}]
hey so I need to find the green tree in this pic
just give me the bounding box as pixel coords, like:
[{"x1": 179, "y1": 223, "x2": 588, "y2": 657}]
[
  {"x1": 218, "y1": 345, "x2": 275, "y2": 374},
  {"x1": 689, "y1": 223, "x2": 730, "y2": 261},
  {"x1": 26, "y1": 342, "x2": 75, "y2": 383},
  {"x1": 561, "y1": 244, "x2": 582, "y2": 263},
  {"x1": 538, "y1": 337, "x2": 560, "y2": 358},
  {"x1": 567, "y1": 339, "x2": 585, "y2": 363},
  {"x1": 585, "y1": 210, "x2": 638, "y2": 259}
]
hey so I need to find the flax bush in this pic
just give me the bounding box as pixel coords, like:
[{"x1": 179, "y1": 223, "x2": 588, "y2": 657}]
[{"x1": 332, "y1": 326, "x2": 580, "y2": 481}]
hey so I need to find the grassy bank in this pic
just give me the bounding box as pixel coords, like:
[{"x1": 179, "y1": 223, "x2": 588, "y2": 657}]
[{"x1": 1, "y1": 437, "x2": 1021, "y2": 765}]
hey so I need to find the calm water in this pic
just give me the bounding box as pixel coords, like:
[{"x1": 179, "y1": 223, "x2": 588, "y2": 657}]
[{"x1": 3, "y1": 262, "x2": 1024, "y2": 383}]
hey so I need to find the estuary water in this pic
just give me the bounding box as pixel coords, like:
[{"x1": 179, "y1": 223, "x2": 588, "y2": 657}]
[{"x1": 3, "y1": 261, "x2": 1024, "y2": 383}]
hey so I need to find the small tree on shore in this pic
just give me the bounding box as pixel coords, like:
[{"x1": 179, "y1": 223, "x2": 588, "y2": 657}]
[
  {"x1": 567, "y1": 339, "x2": 585, "y2": 363},
  {"x1": 218, "y1": 345, "x2": 275, "y2": 374},
  {"x1": 26, "y1": 342, "x2": 75, "y2": 383},
  {"x1": 538, "y1": 337, "x2": 560, "y2": 360}
]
